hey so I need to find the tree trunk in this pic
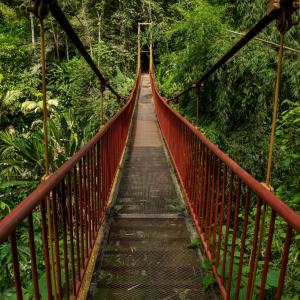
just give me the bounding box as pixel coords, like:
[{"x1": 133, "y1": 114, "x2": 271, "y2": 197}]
[
  {"x1": 30, "y1": 12, "x2": 35, "y2": 50},
  {"x1": 56, "y1": 23, "x2": 60, "y2": 61},
  {"x1": 65, "y1": 33, "x2": 69, "y2": 60},
  {"x1": 96, "y1": 11, "x2": 102, "y2": 67},
  {"x1": 50, "y1": 18, "x2": 60, "y2": 61},
  {"x1": 97, "y1": 12, "x2": 101, "y2": 43},
  {"x1": 82, "y1": 0, "x2": 94, "y2": 59}
]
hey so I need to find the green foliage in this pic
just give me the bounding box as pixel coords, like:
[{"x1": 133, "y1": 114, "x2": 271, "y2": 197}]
[
  {"x1": 199, "y1": 259, "x2": 216, "y2": 291},
  {"x1": 275, "y1": 100, "x2": 300, "y2": 211},
  {"x1": 0, "y1": 0, "x2": 299, "y2": 297},
  {"x1": 187, "y1": 237, "x2": 202, "y2": 249},
  {"x1": 187, "y1": 241, "x2": 217, "y2": 291},
  {"x1": 156, "y1": 0, "x2": 299, "y2": 185},
  {"x1": 202, "y1": 273, "x2": 216, "y2": 291},
  {"x1": 21, "y1": 98, "x2": 59, "y2": 114},
  {"x1": 215, "y1": 250, "x2": 282, "y2": 299},
  {"x1": 157, "y1": 0, "x2": 227, "y2": 96}
]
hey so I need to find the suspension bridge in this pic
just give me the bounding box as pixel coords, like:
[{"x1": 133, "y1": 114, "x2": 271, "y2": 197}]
[{"x1": 0, "y1": 1, "x2": 299, "y2": 299}]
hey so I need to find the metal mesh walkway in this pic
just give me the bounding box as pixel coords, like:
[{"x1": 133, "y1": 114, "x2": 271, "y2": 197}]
[{"x1": 88, "y1": 75, "x2": 205, "y2": 299}]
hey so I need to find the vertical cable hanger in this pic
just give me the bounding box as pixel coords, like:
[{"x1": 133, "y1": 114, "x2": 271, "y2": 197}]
[
  {"x1": 27, "y1": 1, "x2": 57, "y2": 298},
  {"x1": 192, "y1": 81, "x2": 204, "y2": 129}
]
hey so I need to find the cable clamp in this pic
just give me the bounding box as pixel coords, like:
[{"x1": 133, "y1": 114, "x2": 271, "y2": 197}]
[
  {"x1": 261, "y1": 182, "x2": 274, "y2": 193},
  {"x1": 27, "y1": 0, "x2": 49, "y2": 20},
  {"x1": 267, "y1": 0, "x2": 299, "y2": 33}
]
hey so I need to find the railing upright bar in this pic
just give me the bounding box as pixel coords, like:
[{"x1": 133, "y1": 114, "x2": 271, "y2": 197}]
[
  {"x1": 87, "y1": 152, "x2": 92, "y2": 250},
  {"x1": 211, "y1": 159, "x2": 221, "y2": 259},
  {"x1": 10, "y1": 231, "x2": 22, "y2": 300},
  {"x1": 61, "y1": 180, "x2": 70, "y2": 300},
  {"x1": 216, "y1": 165, "x2": 227, "y2": 267},
  {"x1": 227, "y1": 178, "x2": 241, "y2": 299},
  {"x1": 275, "y1": 225, "x2": 293, "y2": 299},
  {"x1": 73, "y1": 165, "x2": 81, "y2": 287},
  {"x1": 258, "y1": 209, "x2": 276, "y2": 299},
  {"x1": 204, "y1": 151, "x2": 212, "y2": 240},
  {"x1": 52, "y1": 191, "x2": 63, "y2": 299},
  {"x1": 207, "y1": 154, "x2": 216, "y2": 247},
  {"x1": 67, "y1": 172, "x2": 76, "y2": 296},
  {"x1": 40, "y1": 200, "x2": 52, "y2": 299},
  {"x1": 221, "y1": 173, "x2": 234, "y2": 284},
  {"x1": 78, "y1": 159, "x2": 85, "y2": 271},
  {"x1": 234, "y1": 187, "x2": 251, "y2": 300},
  {"x1": 28, "y1": 213, "x2": 40, "y2": 300}
]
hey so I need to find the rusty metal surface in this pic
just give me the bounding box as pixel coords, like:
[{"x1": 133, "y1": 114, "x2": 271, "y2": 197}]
[{"x1": 88, "y1": 75, "x2": 205, "y2": 299}]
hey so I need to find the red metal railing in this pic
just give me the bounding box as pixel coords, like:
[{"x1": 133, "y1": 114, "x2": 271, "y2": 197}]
[
  {"x1": 150, "y1": 72, "x2": 300, "y2": 300},
  {"x1": 0, "y1": 73, "x2": 140, "y2": 299}
]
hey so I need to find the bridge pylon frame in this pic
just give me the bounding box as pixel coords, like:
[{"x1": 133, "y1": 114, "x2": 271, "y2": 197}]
[{"x1": 138, "y1": 22, "x2": 153, "y2": 73}]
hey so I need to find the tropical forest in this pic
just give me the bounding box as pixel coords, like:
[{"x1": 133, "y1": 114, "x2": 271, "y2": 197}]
[{"x1": 0, "y1": 0, "x2": 299, "y2": 299}]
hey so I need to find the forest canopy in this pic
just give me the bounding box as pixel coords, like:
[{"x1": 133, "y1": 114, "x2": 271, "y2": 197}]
[{"x1": 0, "y1": 0, "x2": 299, "y2": 298}]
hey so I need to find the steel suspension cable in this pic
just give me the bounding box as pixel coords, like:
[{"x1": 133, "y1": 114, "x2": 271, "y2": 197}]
[
  {"x1": 40, "y1": 21, "x2": 49, "y2": 177},
  {"x1": 266, "y1": 33, "x2": 285, "y2": 187},
  {"x1": 192, "y1": 81, "x2": 204, "y2": 128},
  {"x1": 39, "y1": 13, "x2": 58, "y2": 300}
]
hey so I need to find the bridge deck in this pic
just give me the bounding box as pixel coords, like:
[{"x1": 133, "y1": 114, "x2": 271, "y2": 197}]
[{"x1": 88, "y1": 75, "x2": 206, "y2": 299}]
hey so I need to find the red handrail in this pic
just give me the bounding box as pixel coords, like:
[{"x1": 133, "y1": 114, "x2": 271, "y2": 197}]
[
  {"x1": 0, "y1": 72, "x2": 141, "y2": 299},
  {"x1": 150, "y1": 71, "x2": 300, "y2": 300}
]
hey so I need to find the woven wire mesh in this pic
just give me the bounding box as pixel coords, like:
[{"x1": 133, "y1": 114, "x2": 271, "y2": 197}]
[
  {"x1": 90, "y1": 219, "x2": 205, "y2": 300},
  {"x1": 88, "y1": 75, "x2": 208, "y2": 299},
  {"x1": 117, "y1": 147, "x2": 184, "y2": 215}
]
